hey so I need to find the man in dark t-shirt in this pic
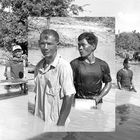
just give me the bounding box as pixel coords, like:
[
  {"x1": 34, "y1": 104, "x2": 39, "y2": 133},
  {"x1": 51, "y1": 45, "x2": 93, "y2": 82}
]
[
  {"x1": 70, "y1": 32, "x2": 112, "y2": 104},
  {"x1": 117, "y1": 58, "x2": 137, "y2": 92}
]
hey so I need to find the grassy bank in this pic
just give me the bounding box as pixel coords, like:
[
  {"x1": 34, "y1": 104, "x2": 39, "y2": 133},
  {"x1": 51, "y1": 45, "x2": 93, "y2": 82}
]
[{"x1": 28, "y1": 17, "x2": 115, "y2": 49}]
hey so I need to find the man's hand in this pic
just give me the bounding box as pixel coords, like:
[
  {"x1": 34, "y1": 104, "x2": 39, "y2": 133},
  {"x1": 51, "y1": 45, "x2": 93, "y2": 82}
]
[
  {"x1": 129, "y1": 85, "x2": 137, "y2": 92},
  {"x1": 131, "y1": 88, "x2": 137, "y2": 92},
  {"x1": 117, "y1": 82, "x2": 122, "y2": 90},
  {"x1": 93, "y1": 96, "x2": 102, "y2": 105},
  {"x1": 118, "y1": 87, "x2": 122, "y2": 90}
]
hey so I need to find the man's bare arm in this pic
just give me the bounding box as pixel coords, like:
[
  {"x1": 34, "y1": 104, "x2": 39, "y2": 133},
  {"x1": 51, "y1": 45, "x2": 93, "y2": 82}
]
[
  {"x1": 57, "y1": 94, "x2": 73, "y2": 126},
  {"x1": 117, "y1": 81, "x2": 122, "y2": 90},
  {"x1": 95, "y1": 82, "x2": 112, "y2": 104}
]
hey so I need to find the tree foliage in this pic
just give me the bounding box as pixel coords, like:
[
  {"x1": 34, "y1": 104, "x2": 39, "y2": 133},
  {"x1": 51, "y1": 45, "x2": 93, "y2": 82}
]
[
  {"x1": 0, "y1": 11, "x2": 27, "y2": 48},
  {"x1": 116, "y1": 31, "x2": 140, "y2": 53},
  {"x1": 0, "y1": 0, "x2": 83, "y2": 50}
]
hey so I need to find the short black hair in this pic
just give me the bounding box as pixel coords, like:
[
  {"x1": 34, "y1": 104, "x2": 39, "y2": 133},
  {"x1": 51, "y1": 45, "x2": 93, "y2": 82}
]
[
  {"x1": 40, "y1": 29, "x2": 59, "y2": 42},
  {"x1": 123, "y1": 58, "x2": 129, "y2": 65},
  {"x1": 78, "y1": 32, "x2": 98, "y2": 47}
]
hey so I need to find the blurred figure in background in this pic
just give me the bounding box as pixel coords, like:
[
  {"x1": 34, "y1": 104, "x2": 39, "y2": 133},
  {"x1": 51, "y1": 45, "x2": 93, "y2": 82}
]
[
  {"x1": 117, "y1": 58, "x2": 137, "y2": 92},
  {"x1": 4, "y1": 45, "x2": 27, "y2": 94}
]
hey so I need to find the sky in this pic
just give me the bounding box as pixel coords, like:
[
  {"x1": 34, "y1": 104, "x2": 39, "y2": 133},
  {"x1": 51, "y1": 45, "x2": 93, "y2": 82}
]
[{"x1": 73, "y1": 0, "x2": 140, "y2": 33}]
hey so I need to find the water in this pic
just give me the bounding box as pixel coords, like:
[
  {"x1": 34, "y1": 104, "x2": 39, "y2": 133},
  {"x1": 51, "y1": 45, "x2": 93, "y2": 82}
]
[
  {"x1": 27, "y1": 49, "x2": 140, "y2": 139},
  {"x1": 27, "y1": 105, "x2": 140, "y2": 140},
  {"x1": 1, "y1": 47, "x2": 140, "y2": 139}
]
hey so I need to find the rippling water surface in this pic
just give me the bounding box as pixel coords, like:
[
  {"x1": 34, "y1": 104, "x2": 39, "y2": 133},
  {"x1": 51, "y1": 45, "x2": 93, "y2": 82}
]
[{"x1": 27, "y1": 104, "x2": 140, "y2": 140}]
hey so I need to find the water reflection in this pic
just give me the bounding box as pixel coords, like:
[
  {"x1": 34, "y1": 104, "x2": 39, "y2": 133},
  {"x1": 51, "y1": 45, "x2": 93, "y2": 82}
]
[
  {"x1": 116, "y1": 104, "x2": 130, "y2": 125},
  {"x1": 28, "y1": 102, "x2": 35, "y2": 115},
  {"x1": 116, "y1": 104, "x2": 140, "y2": 130},
  {"x1": 62, "y1": 132, "x2": 77, "y2": 140}
]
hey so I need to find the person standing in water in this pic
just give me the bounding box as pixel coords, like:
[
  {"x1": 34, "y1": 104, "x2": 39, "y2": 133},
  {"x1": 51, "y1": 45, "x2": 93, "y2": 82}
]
[
  {"x1": 34, "y1": 29, "x2": 76, "y2": 128},
  {"x1": 117, "y1": 58, "x2": 137, "y2": 92},
  {"x1": 70, "y1": 32, "x2": 112, "y2": 105}
]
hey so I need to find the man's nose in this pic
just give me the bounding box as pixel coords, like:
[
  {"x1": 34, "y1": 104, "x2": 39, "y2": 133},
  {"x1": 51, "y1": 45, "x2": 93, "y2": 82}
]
[
  {"x1": 44, "y1": 43, "x2": 48, "y2": 49},
  {"x1": 79, "y1": 45, "x2": 83, "y2": 50}
]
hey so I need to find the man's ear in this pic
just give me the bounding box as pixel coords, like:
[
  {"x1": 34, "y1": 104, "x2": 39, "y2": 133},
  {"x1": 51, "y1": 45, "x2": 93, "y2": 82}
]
[{"x1": 92, "y1": 44, "x2": 96, "y2": 51}]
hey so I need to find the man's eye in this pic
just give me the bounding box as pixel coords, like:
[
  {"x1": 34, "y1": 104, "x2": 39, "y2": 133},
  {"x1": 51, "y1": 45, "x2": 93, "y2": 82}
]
[
  {"x1": 40, "y1": 43, "x2": 45, "y2": 45},
  {"x1": 47, "y1": 43, "x2": 52, "y2": 45},
  {"x1": 78, "y1": 44, "x2": 86, "y2": 47},
  {"x1": 40, "y1": 43, "x2": 52, "y2": 46},
  {"x1": 78, "y1": 43, "x2": 82, "y2": 47}
]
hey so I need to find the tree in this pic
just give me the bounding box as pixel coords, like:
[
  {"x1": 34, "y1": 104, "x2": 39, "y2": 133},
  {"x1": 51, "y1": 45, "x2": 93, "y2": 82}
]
[
  {"x1": 0, "y1": 10, "x2": 27, "y2": 49},
  {"x1": 116, "y1": 31, "x2": 140, "y2": 55},
  {"x1": 0, "y1": 0, "x2": 83, "y2": 51}
]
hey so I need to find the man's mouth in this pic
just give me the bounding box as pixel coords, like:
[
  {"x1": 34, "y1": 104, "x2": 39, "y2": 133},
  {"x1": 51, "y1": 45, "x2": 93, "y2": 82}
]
[
  {"x1": 79, "y1": 51, "x2": 84, "y2": 55},
  {"x1": 44, "y1": 51, "x2": 49, "y2": 54}
]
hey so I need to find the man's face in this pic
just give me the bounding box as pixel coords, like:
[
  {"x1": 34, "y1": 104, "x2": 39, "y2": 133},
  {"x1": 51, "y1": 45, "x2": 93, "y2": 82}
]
[
  {"x1": 78, "y1": 38, "x2": 95, "y2": 58},
  {"x1": 39, "y1": 34, "x2": 58, "y2": 58},
  {"x1": 124, "y1": 62, "x2": 130, "y2": 69},
  {"x1": 13, "y1": 49, "x2": 22, "y2": 58}
]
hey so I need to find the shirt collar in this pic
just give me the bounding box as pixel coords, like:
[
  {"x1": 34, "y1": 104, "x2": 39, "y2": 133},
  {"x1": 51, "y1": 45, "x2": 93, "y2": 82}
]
[
  {"x1": 37, "y1": 54, "x2": 61, "y2": 75},
  {"x1": 37, "y1": 53, "x2": 61, "y2": 71},
  {"x1": 50, "y1": 53, "x2": 61, "y2": 68}
]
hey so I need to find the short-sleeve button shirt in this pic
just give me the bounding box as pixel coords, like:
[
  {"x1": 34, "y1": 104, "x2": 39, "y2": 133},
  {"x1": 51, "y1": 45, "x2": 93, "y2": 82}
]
[{"x1": 34, "y1": 54, "x2": 76, "y2": 122}]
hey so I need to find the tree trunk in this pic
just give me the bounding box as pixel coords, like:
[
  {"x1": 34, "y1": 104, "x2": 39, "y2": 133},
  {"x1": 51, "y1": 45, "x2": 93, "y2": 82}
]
[{"x1": 47, "y1": 17, "x2": 50, "y2": 29}]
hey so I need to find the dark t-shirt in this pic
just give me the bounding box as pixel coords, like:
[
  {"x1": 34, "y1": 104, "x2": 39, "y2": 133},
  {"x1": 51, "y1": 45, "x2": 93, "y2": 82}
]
[
  {"x1": 117, "y1": 68, "x2": 133, "y2": 89},
  {"x1": 70, "y1": 57, "x2": 112, "y2": 98}
]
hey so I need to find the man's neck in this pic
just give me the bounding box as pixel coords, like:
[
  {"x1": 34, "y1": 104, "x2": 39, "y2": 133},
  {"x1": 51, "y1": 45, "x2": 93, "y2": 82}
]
[
  {"x1": 44, "y1": 52, "x2": 57, "y2": 65},
  {"x1": 13, "y1": 56, "x2": 22, "y2": 61},
  {"x1": 84, "y1": 52, "x2": 95, "y2": 64},
  {"x1": 123, "y1": 67, "x2": 129, "y2": 71}
]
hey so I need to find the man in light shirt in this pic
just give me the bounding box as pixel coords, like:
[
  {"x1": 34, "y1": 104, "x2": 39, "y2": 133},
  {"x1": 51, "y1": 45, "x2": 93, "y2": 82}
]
[{"x1": 34, "y1": 29, "x2": 76, "y2": 129}]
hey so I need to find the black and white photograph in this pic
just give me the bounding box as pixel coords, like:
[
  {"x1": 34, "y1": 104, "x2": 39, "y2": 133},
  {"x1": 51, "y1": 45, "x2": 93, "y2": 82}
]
[
  {"x1": 27, "y1": 16, "x2": 115, "y2": 134},
  {"x1": 0, "y1": 0, "x2": 140, "y2": 140}
]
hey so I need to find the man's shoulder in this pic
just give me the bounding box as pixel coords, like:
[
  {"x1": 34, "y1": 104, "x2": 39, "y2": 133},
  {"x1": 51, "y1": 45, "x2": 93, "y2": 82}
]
[
  {"x1": 58, "y1": 56, "x2": 71, "y2": 68},
  {"x1": 70, "y1": 57, "x2": 82, "y2": 65},
  {"x1": 117, "y1": 68, "x2": 123, "y2": 74},
  {"x1": 57, "y1": 56, "x2": 74, "y2": 73},
  {"x1": 128, "y1": 69, "x2": 133, "y2": 74},
  {"x1": 95, "y1": 57, "x2": 109, "y2": 67},
  {"x1": 35, "y1": 58, "x2": 44, "y2": 69}
]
